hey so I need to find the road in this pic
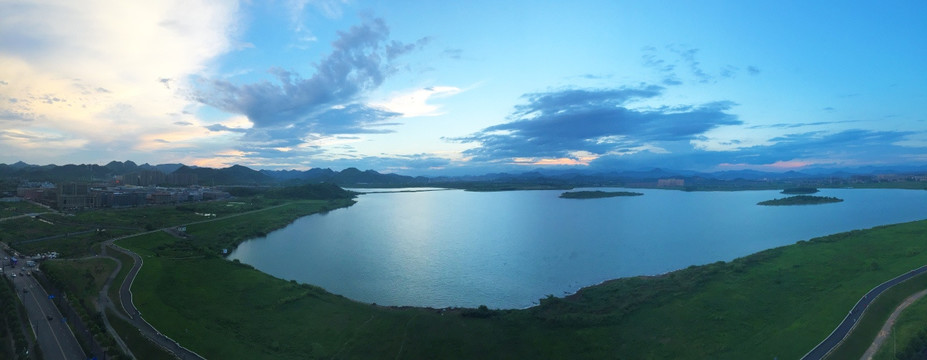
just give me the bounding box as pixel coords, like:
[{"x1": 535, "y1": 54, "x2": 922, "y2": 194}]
[
  {"x1": 1, "y1": 249, "x2": 85, "y2": 360},
  {"x1": 801, "y1": 264, "x2": 927, "y2": 360},
  {"x1": 1, "y1": 202, "x2": 291, "y2": 360},
  {"x1": 104, "y1": 241, "x2": 205, "y2": 360}
]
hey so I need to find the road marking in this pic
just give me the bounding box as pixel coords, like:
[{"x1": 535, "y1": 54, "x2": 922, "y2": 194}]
[{"x1": 26, "y1": 285, "x2": 69, "y2": 360}]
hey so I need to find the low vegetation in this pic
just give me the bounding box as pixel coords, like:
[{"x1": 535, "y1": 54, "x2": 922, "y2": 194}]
[
  {"x1": 42, "y1": 258, "x2": 126, "y2": 358},
  {"x1": 757, "y1": 195, "x2": 843, "y2": 206},
  {"x1": 0, "y1": 276, "x2": 30, "y2": 359},
  {"x1": 116, "y1": 196, "x2": 927, "y2": 359},
  {"x1": 824, "y1": 271, "x2": 927, "y2": 358},
  {"x1": 872, "y1": 293, "x2": 927, "y2": 359},
  {"x1": 559, "y1": 190, "x2": 643, "y2": 199}
]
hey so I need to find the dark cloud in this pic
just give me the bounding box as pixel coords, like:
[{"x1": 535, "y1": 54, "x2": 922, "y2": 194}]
[
  {"x1": 747, "y1": 66, "x2": 761, "y2": 75},
  {"x1": 0, "y1": 109, "x2": 34, "y2": 122},
  {"x1": 173, "y1": 121, "x2": 193, "y2": 126},
  {"x1": 38, "y1": 95, "x2": 65, "y2": 104},
  {"x1": 583, "y1": 129, "x2": 921, "y2": 171},
  {"x1": 205, "y1": 124, "x2": 248, "y2": 133},
  {"x1": 452, "y1": 86, "x2": 741, "y2": 161},
  {"x1": 194, "y1": 18, "x2": 420, "y2": 134},
  {"x1": 309, "y1": 104, "x2": 401, "y2": 134}
]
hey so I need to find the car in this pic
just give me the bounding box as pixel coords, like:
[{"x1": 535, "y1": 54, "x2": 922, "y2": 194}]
[
  {"x1": 11, "y1": 273, "x2": 15, "y2": 277},
  {"x1": 46, "y1": 316, "x2": 52, "y2": 321}
]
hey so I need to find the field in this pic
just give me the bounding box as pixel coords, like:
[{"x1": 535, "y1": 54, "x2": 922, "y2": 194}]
[{"x1": 116, "y1": 203, "x2": 927, "y2": 359}]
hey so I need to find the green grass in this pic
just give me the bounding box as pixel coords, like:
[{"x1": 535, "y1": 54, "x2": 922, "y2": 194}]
[
  {"x1": 105, "y1": 308, "x2": 175, "y2": 360},
  {"x1": 42, "y1": 257, "x2": 123, "y2": 357},
  {"x1": 0, "y1": 201, "x2": 47, "y2": 218},
  {"x1": 825, "y1": 272, "x2": 927, "y2": 359},
  {"x1": 872, "y1": 295, "x2": 927, "y2": 359},
  {"x1": 105, "y1": 246, "x2": 134, "y2": 314},
  {"x1": 0, "y1": 197, "x2": 292, "y2": 257},
  {"x1": 115, "y1": 198, "x2": 927, "y2": 359}
]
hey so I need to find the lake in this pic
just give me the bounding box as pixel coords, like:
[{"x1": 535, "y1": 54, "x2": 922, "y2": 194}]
[{"x1": 229, "y1": 188, "x2": 927, "y2": 309}]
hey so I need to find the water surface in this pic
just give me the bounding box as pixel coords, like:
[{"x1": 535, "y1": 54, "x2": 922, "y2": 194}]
[{"x1": 230, "y1": 188, "x2": 927, "y2": 309}]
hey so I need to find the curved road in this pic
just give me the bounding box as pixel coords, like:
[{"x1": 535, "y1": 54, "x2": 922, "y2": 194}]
[
  {"x1": 99, "y1": 204, "x2": 290, "y2": 359},
  {"x1": 802, "y1": 264, "x2": 927, "y2": 360}
]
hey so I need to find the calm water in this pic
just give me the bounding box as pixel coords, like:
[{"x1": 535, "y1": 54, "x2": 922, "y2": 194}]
[{"x1": 229, "y1": 188, "x2": 927, "y2": 309}]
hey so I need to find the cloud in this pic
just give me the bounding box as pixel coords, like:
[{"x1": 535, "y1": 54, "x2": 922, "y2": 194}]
[
  {"x1": 372, "y1": 86, "x2": 462, "y2": 118},
  {"x1": 442, "y1": 48, "x2": 463, "y2": 60},
  {"x1": 589, "y1": 129, "x2": 923, "y2": 171},
  {"x1": 746, "y1": 120, "x2": 857, "y2": 129},
  {"x1": 669, "y1": 45, "x2": 711, "y2": 83},
  {"x1": 195, "y1": 18, "x2": 421, "y2": 134},
  {"x1": 452, "y1": 86, "x2": 742, "y2": 163},
  {"x1": 747, "y1": 66, "x2": 761, "y2": 75},
  {"x1": 205, "y1": 123, "x2": 248, "y2": 133},
  {"x1": 0, "y1": 0, "x2": 239, "y2": 163}
]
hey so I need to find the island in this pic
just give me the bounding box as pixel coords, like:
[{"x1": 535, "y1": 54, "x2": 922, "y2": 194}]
[
  {"x1": 757, "y1": 195, "x2": 843, "y2": 206},
  {"x1": 781, "y1": 187, "x2": 820, "y2": 194},
  {"x1": 559, "y1": 190, "x2": 644, "y2": 199}
]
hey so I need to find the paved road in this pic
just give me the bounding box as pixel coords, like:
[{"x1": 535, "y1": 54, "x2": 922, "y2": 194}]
[
  {"x1": 1, "y1": 249, "x2": 85, "y2": 360},
  {"x1": 104, "y1": 232, "x2": 211, "y2": 360},
  {"x1": 802, "y1": 264, "x2": 927, "y2": 360},
  {"x1": 100, "y1": 204, "x2": 290, "y2": 359}
]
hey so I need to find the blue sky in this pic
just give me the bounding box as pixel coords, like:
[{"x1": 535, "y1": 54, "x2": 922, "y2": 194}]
[{"x1": 0, "y1": 1, "x2": 925, "y2": 175}]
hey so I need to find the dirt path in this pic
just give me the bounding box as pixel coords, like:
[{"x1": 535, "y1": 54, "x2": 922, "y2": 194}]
[{"x1": 861, "y1": 289, "x2": 927, "y2": 360}]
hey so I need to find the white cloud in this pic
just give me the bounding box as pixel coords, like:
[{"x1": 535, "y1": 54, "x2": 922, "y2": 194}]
[
  {"x1": 0, "y1": 0, "x2": 240, "y2": 162},
  {"x1": 372, "y1": 86, "x2": 462, "y2": 118}
]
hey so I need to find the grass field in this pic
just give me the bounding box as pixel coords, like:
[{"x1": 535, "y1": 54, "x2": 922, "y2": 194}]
[
  {"x1": 2, "y1": 196, "x2": 296, "y2": 258},
  {"x1": 872, "y1": 291, "x2": 927, "y2": 359},
  {"x1": 116, "y1": 198, "x2": 927, "y2": 359},
  {"x1": 824, "y1": 272, "x2": 927, "y2": 358},
  {"x1": 105, "y1": 308, "x2": 175, "y2": 360}
]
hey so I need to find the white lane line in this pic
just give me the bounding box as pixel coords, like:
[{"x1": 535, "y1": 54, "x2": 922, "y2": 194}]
[{"x1": 26, "y1": 285, "x2": 69, "y2": 360}]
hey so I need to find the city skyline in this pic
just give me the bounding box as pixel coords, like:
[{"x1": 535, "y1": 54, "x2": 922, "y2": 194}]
[{"x1": 1, "y1": 1, "x2": 925, "y2": 175}]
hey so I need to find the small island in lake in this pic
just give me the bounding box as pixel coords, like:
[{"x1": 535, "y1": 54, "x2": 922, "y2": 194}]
[
  {"x1": 560, "y1": 190, "x2": 644, "y2": 199},
  {"x1": 780, "y1": 187, "x2": 820, "y2": 194},
  {"x1": 757, "y1": 195, "x2": 843, "y2": 206}
]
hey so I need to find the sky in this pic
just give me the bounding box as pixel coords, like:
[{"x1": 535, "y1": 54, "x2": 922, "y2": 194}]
[{"x1": 1, "y1": 1, "x2": 925, "y2": 175}]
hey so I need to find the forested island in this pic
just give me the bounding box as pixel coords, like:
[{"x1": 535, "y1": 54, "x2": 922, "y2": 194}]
[
  {"x1": 559, "y1": 190, "x2": 644, "y2": 199},
  {"x1": 758, "y1": 195, "x2": 843, "y2": 206}
]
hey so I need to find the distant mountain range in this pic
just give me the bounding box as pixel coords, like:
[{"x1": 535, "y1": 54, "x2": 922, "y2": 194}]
[{"x1": 1, "y1": 160, "x2": 926, "y2": 188}]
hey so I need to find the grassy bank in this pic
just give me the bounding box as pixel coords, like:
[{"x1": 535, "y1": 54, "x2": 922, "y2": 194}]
[
  {"x1": 116, "y1": 195, "x2": 927, "y2": 359},
  {"x1": 872, "y1": 295, "x2": 927, "y2": 359},
  {"x1": 825, "y1": 271, "x2": 927, "y2": 358}
]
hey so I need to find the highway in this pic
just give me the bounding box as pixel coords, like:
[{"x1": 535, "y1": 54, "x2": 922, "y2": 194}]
[
  {"x1": 801, "y1": 264, "x2": 927, "y2": 360},
  {"x1": 1, "y1": 250, "x2": 85, "y2": 360}
]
